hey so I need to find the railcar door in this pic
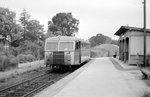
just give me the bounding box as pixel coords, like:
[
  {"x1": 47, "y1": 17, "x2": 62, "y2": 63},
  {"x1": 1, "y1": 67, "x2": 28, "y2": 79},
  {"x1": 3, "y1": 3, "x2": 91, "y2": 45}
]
[
  {"x1": 74, "y1": 41, "x2": 81, "y2": 65},
  {"x1": 79, "y1": 41, "x2": 81, "y2": 64}
]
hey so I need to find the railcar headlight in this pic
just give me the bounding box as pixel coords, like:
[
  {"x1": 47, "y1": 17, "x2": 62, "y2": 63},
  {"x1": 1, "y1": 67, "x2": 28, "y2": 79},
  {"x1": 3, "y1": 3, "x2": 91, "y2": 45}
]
[
  {"x1": 67, "y1": 52, "x2": 71, "y2": 61},
  {"x1": 64, "y1": 52, "x2": 71, "y2": 65}
]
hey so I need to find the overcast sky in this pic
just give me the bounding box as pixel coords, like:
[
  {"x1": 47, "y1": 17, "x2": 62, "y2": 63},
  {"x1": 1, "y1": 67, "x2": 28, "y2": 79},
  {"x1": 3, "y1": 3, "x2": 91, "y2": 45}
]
[{"x1": 0, "y1": 0, "x2": 150, "y2": 40}]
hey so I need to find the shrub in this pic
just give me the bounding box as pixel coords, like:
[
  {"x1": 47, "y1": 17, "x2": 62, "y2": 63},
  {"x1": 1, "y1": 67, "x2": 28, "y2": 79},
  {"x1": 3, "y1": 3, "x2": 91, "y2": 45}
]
[
  {"x1": 17, "y1": 40, "x2": 44, "y2": 59},
  {"x1": 9, "y1": 47, "x2": 19, "y2": 57},
  {"x1": 0, "y1": 55, "x2": 9, "y2": 71},
  {"x1": 90, "y1": 51, "x2": 97, "y2": 58},
  {"x1": 25, "y1": 54, "x2": 35, "y2": 62},
  {"x1": 0, "y1": 44, "x2": 6, "y2": 55},
  {"x1": 0, "y1": 54, "x2": 19, "y2": 71},
  {"x1": 18, "y1": 40, "x2": 39, "y2": 58},
  {"x1": 7, "y1": 54, "x2": 15, "y2": 60},
  {"x1": 17, "y1": 54, "x2": 26, "y2": 63},
  {"x1": 9, "y1": 57, "x2": 18, "y2": 67},
  {"x1": 17, "y1": 54, "x2": 35, "y2": 63},
  {"x1": 39, "y1": 47, "x2": 44, "y2": 59}
]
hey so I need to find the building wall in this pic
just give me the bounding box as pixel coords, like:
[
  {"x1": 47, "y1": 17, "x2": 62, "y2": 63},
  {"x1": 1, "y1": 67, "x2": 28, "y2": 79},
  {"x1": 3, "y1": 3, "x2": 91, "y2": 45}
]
[
  {"x1": 130, "y1": 36, "x2": 143, "y2": 55},
  {"x1": 118, "y1": 30, "x2": 150, "y2": 65},
  {"x1": 128, "y1": 31, "x2": 150, "y2": 65}
]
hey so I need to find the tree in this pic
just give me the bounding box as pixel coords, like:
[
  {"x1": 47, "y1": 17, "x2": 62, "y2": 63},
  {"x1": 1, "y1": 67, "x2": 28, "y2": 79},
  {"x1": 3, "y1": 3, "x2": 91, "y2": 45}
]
[
  {"x1": 89, "y1": 33, "x2": 107, "y2": 47},
  {"x1": 19, "y1": 9, "x2": 30, "y2": 40},
  {"x1": 111, "y1": 39, "x2": 119, "y2": 46},
  {"x1": 89, "y1": 36, "x2": 97, "y2": 47},
  {"x1": 89, "y1": 33, "x2": 117, "y2": 47},
  {"x1": 48, "y1": 12, "x2": 79, "y2": 36},
  {"x1": 26, "y1": 20, "x2": 45, "y2": 42},
  {"x1": 10, "y1": 24, "x2": 23, "y2": 47},
  {"x1": 105, "y1": 36, "x2": 112, "y2": 44},
  {"x1": 94, "y1": 33, "x2": 106, "y2": 45},
  {"x1": 0, "y1": 7, "x2": 17, "y2": 43}
]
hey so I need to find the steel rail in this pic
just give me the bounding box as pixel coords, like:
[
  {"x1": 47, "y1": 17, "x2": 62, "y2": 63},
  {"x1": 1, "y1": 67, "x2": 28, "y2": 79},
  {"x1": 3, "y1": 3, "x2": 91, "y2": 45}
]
[
  {"x1": 0, "y1": 73, "x2": 48, "y2": 96},
  {"x1": 22, "y1": 80, "x2": 55, "y2": 97}
]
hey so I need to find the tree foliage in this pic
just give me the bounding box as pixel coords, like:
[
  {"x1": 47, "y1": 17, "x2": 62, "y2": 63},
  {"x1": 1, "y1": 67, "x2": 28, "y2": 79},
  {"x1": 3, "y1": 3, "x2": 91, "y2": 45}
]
[
  {"x1": 19, "y1": 9, "x2": 30, "y2": 40},
  {"x1": 111, "y1": 39, "x2": 119, "y2": 46},
  {"x1": 0, "y1": 7, "x2": 17, "y2": 42},
  {"x1": 26, "y1": 20, "x2": 45, "y2": 42},
  {"x1": 10, "y1": 24, "x2": 22, "y2": 41},
  {"x1": 0, "y1": 7, "x2": 46, "y2": 70},
  {"x1": 18, "y1": 9, "x2": 45, "y2": 43},
  {"x1": 89, "y1": 33, "x2": 106, "y2": 47},
  {"x1": 0, "y1": 7, "x2": 45, "y2": 58},
  {"x1": 89, "y1": 33, "x2": 118, "y2": 47},
  {"x1": 17, "y1": 9, "x2": 45, "y2": 59},
  {"x1": 48, "y1": 12, "x2": 79, "y2": 36}
]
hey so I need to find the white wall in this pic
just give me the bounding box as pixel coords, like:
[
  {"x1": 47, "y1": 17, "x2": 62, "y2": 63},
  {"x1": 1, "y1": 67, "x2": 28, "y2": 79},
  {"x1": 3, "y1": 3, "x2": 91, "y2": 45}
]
[
  {"x1": 130, "y1": 31, "x2": 150, "y2": 55},
  {"x1": 130, "y1": 36, "x2": 143, "y2": 55}
]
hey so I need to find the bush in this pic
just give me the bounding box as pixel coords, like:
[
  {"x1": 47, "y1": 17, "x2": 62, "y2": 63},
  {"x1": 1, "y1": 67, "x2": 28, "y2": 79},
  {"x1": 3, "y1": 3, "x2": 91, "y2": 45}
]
[
  {"x1": 18, "y1": 40, "x2": 39, "y2": 58},
  {"x1": 17, "y1": 40, "x2": 44, "y2": 59},
  {"x1": 17, "y1": 54, "x2": 26, "y2": 63},
  {"x1": 9, "y1": 47, "x2": 19, "y2": 57},
  {"x1": 25, "y1": 54, "x2": 35, "y2": 62},
  {"x1": 90, "y1": 51, "x2": 97, "y2": 58},
  {"x1": 17, "y1": 54, "x2": 35, "y2": 63},
  {"x1": 0, "y1": 54, "x2": 19, "y2": 71},
  {"x1": 0, "y1": 44, "x2": 5, "y2": 54},
  {"x1": 0, "y1": 55, "x2": 9, "y2": 71},
  {"x1": 7, "y1": 54, "x2": 15, "y2": 60},
  {"x1": 0, "y1": 53, "x2": 35, "y2": 71},
  {"x1": 9, "y1": 57, "x2": 18, "y2": 67},
  {"x1": 39, "y1": 47, "x2": 44, "y2": 59}
]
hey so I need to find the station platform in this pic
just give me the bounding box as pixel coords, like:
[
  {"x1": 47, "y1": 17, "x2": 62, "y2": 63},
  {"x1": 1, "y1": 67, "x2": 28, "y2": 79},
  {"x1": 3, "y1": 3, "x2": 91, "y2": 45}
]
[{"x1": 34, "y1": 57, "x2": 149, "y2": 97}]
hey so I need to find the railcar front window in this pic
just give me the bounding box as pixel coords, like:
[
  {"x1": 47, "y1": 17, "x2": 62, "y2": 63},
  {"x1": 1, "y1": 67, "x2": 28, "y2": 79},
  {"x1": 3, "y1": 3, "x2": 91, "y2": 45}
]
[
  {"x1": 46, "y1": 42, "x2": 58, "y2": 51},
  {"x1": 59, "y1": 42, "x2": 74, "y2": 51}
]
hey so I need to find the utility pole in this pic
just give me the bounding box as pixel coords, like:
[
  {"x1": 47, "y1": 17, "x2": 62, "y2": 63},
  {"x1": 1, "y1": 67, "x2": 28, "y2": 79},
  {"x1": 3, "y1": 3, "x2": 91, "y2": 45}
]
[
  {"x1": 143, "y1": 0, "x2": 146, "y2": 67},
  {"x1": 38, "y1": 36, "x2": 41, "y2": 65},
  {"x1": 23, "y1": 12, "x2": 26, "y2": 40}
]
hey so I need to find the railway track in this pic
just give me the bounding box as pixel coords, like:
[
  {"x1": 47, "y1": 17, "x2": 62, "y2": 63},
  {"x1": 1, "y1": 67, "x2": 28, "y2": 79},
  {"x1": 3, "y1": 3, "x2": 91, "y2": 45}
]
[
  {"x1": 0, "y1": 71, "x2": 71, "y2": 97},
  {"x1": 0, "y1": 67, "x2": 47, "y2": 90}
]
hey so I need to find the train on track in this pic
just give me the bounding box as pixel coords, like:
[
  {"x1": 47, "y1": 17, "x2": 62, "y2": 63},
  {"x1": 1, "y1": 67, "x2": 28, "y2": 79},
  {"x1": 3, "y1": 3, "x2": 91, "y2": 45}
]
[{"x1": 44, "y1": 36, "x2": 91, "y2": 71}]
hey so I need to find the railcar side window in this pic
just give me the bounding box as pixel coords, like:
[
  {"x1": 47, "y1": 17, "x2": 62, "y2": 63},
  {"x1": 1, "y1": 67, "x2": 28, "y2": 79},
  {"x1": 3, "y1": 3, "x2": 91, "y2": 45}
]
[
  {"x1": 75, "y1": 42, "x2": 78, "y2": 49},
  {"x1": 75, "y1": 42, "x2": 80, "y2": 50},
  {"x1": 46, "y1": 42, "x2": 58, "y2": 51},
  {"x1": 59, "y1": 42, "x2": 74, "y2": 51}
]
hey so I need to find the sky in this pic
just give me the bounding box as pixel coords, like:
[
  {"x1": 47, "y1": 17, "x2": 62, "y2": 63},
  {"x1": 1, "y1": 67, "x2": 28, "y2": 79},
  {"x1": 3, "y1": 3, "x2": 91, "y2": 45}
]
[{"x1": 0, "y1": 0, "x2": 150, "y2": 40}]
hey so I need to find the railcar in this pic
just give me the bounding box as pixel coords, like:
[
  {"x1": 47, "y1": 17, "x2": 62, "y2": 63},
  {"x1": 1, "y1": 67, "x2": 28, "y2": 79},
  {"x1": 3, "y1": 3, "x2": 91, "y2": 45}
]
[{"x1": 44, "y1": 36, "x2": 91, "y2": 71}]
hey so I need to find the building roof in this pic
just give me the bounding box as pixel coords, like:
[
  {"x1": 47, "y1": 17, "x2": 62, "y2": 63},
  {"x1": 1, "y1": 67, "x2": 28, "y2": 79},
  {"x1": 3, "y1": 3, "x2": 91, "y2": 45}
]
[{"x1": 114, "y1": 26, "x2": 150, "y2": 36}]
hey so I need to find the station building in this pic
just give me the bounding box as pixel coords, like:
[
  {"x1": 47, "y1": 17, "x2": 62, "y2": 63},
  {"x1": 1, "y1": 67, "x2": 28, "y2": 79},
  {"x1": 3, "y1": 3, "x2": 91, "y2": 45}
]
[{"x1": 114, "y1": 26, "x2": 150, "y2": 65}]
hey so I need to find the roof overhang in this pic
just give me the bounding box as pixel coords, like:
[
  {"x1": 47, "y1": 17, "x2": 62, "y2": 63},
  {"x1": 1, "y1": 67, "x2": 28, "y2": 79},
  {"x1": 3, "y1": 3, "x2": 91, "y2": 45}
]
[{"x1": 114, "y1": 26, "x2": 150, "y2": 36}]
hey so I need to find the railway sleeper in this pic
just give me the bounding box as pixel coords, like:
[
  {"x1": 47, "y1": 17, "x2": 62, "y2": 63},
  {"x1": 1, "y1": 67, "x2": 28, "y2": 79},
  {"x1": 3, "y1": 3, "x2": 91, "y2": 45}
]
[
  {"x1": 37, "y1": 80, "x2": 55, "y2": 83},
  {"x1": 13, "y1": 92, "x2": 27, "y2": 97}
]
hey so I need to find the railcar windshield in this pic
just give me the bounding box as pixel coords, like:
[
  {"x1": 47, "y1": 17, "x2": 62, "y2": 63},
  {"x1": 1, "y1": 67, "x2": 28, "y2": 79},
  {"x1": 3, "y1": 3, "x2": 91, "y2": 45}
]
[
  {"x1": 46, "y1": 42, "x2": 58, "y2": 51},
  {"x1": 59, "y1": 42, "x2": 74, "y2": 51}
]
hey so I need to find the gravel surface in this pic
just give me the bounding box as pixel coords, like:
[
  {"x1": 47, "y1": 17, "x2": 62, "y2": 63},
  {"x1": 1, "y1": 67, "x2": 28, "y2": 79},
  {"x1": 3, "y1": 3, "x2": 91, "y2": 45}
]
[
  {"x1": 0, "y1": 60, "x2": 45, "y2": 90},
  {"x1": 0, "y1": 67, "x2": 46, "y2": 90}
]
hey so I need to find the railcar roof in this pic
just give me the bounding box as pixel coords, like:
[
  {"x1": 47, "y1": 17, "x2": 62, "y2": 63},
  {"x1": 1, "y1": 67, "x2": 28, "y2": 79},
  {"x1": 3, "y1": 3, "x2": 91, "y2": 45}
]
[{"x1": 46, "y1": 36, "x2": 89, "y2": 43}]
